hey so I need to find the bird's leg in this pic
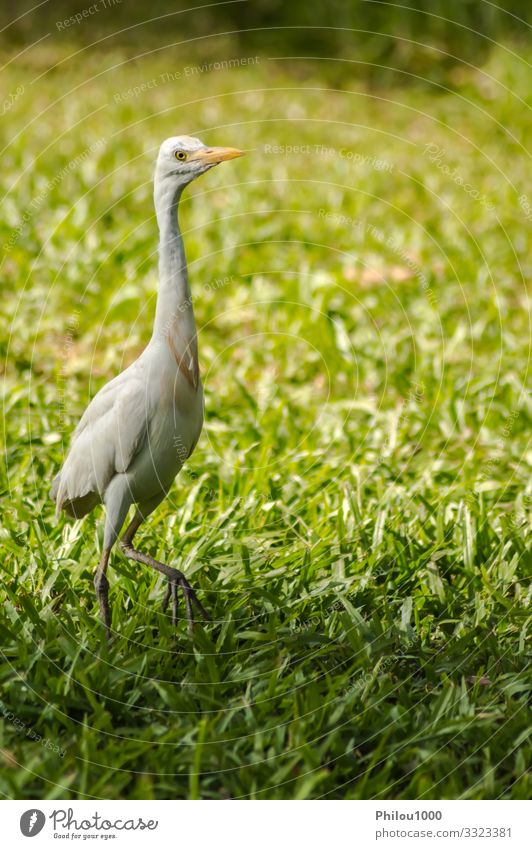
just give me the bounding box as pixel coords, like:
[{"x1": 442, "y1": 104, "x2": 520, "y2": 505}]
[
  {"x1": 119, "y1": 516, "x2": 209, "y2": 633},
  {"x1": 94, "y1": 547, "x2": 111, "y2": 640}
]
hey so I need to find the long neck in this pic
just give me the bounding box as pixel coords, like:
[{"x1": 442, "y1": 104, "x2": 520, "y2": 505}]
[{"x1": 151, "y1": 176, "x2": 199, "y2": 387}]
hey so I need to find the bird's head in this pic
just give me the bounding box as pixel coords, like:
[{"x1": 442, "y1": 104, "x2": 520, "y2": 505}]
[{"x1": 155, "y1": 135, "x2": 244, "y2": 188}]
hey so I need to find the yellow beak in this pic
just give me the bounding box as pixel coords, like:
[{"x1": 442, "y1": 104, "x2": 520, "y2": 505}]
[{"x1": 191, "y1": 146, "x2": 245, "y2": 164}]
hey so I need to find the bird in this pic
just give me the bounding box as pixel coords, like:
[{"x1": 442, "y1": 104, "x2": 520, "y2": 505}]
[{"x1": 51, "y1": 135, "x2": 244, "y2": 638}]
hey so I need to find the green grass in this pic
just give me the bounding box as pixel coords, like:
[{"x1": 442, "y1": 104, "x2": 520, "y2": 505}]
[{"x1": 0, "y1": 42, "x2": 531, "y2": 800}]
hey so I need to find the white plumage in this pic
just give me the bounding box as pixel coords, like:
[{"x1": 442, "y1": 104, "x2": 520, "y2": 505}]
[{"x1": 51, "y1": 135, "x2": 244, "y2": 637}]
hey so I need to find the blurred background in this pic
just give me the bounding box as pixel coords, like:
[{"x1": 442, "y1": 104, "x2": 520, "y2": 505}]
[{"x1": 2, "y1": 1, "x2": 531, "y2": 83}]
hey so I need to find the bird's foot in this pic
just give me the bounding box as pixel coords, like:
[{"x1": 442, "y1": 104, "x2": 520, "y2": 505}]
[
  {"x1": 161, "y1": 568, "x2": 209, "y2": 634},
  {"x1": 94, "y1": 571, "x2": 111, "y2": 641}
]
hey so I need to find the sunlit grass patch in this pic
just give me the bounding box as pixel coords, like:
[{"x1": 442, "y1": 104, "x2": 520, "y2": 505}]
[{"x1": 0, "y1": 44, "x2": 530, "y2": 800}]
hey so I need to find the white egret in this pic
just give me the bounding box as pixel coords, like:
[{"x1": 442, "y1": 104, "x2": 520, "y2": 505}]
[{"x1": 51, "y1": 136, "x2": 244, "y2": 638}]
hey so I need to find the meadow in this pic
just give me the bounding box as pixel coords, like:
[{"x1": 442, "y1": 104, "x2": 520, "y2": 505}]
[{"x1": 0, "y1": 40, "x2": 531, "y2": 799}]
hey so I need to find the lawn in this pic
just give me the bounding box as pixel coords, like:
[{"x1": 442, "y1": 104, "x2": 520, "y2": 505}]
[{"x1": 0, "y1": 41, "x2": 531, "y2": 800}]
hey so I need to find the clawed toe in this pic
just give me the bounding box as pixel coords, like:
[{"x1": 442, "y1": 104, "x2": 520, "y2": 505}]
[
  {"x1": 161, "y1": 571, "x2": 180, "y2": 625},
  {"x1": 161, "y1": 568, "x2": 209, "y2": 633}
]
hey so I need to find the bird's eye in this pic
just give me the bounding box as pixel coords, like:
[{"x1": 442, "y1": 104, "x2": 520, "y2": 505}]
[{"x1": 175, "y1": 151, "x2": 187, "y2": 161}]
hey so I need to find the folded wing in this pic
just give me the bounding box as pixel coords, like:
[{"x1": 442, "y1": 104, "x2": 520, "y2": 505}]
[{"x1": 51, "y1": 373, "x2": 149, "y2": 518}]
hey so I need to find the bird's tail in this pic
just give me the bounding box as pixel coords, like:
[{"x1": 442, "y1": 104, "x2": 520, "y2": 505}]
[
  {"x1": 51, "y1": 470, "x2": 100, "y2": 519},
  {"x1": 50, "y1": 474, "x2": 62, "y2": 518}
]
